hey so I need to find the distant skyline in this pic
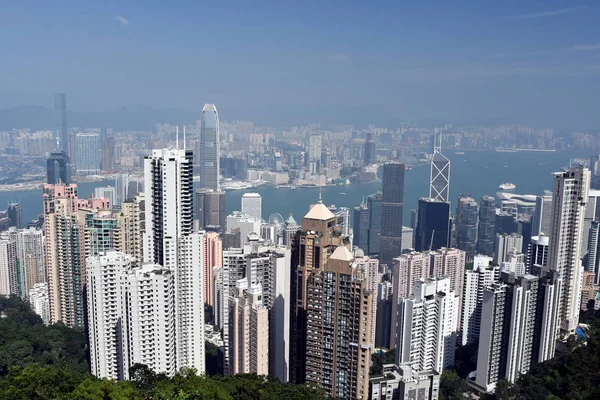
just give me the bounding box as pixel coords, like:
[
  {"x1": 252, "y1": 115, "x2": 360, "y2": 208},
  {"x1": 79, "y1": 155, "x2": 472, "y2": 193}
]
[{"x1": 2, "y1": 1, "x2": 600, "y2": 129}]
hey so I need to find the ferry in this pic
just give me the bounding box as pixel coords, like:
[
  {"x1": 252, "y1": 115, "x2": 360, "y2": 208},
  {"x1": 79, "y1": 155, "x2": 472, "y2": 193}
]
[
  {"x1": 499, "y1": 183, "x2": 516, "y2": 190},
  {"x1": 455, "y1": 151, "x2": 465, "y2": 155},
  {"x1": 339, "y1": 192, "x2": 347, "y2": 195},
  {"x1": 328, "y1": 204, "x2": 337, "y2": 212}
]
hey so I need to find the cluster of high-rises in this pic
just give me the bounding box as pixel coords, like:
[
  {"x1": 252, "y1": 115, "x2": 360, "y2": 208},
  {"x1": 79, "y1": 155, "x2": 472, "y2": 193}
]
[{"x1": 3, "y1": 103, "x2": 600, "y2": 400}]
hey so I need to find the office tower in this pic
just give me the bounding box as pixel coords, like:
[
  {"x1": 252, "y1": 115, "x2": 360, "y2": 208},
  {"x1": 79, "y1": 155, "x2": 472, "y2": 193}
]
[
  {"x1": 517, "y1": 217, "x2": 532, "y2": 253},
  {"x1": 495, "y1": 212, "x2": 518, "y2": 236},
  {"x1": 7, "y1": 202, "x2": 22, "y2": 229},
  {"x1": 528, "y1": 234, "x2": 549, "y2": 273},
  {"x1": 587, "y1": 222, "x2": 600, "y2": 284},
  {"x1": 368, "y1": 192, "x2": 383, "y2": 256},
  {"x1": 225, "y1": 212, "x2": 261, "y2": 247},
  {"x1": 456, "y1": 196, "x2": 479, "y2": 261},
  {"x1": 390, "y1": 252, "x2": 430, "y2": 347},
  {"x1": 375, "y1": 280, "x2": 393, "y2": 349},
  {"x1": 410, "y1": 209, "x2": 418, "y2": 230},
  {"x1": 429, "y1": 150, "x2": 450, "y2": 203},
  {"x1": 229, "y1": 279, "x2": 269, "y2": 375},
  {"x1": 354, "y1": 253, "x2": 381, "y2": 348},
  {"x1": 303, "y1": 246, "x2": 372, "y2": 399},
  {"x1": 198, "y1": 104, "x2": 220, "y2": 190},
  {"x1": 547, "y1": 166, "x2": 590, "y2": 333},
  {"x1": 364, "y1": 132, "x2": 376, "y2": 165},
  {"x1": 177, "y1": 233, "x2": 207, "y2": 374},
  {"x1": 143, "y1": 147, "x2": 193, "y2": 267},
  {"x1": 47, "y1": 150, "x2": 70, "y2": 184},
  {"x1": 0, "y1": 234, "x2": 18, "y2": 296},
  {"x1": 100, "y1": 136, "x2": 115, "y2": 171},
  {"x1": 380, "y1": 163, "x2": 405, "y2": 267},
  {"x1": 414, "y1": 198, "x2": 450, "y2": 252},
  {"x1": 115, "y1": 196, "x2": 144, "y2": 263},
  {"x1": 401, "y1": 226, "x2": 414, "y2": 252},
  {"x1": 477, "y1": 196, "x2": 496, "y2": 256},
  {"x1": 460, "y1": 255, "x2": 499, "y2": 345},
  {"x1": 396, "y1": 277, "x2": 458, "y2": 373},
  {"x1": 241, "y1": 192, "x2": 262, "y2": 220},
  {"x1": 369, "y1": 364, "x2": 440, "y2": 400},
  {"x1": 29, "y1": 283, "x2": 50, "y2": 325},
  {"x1": 195, "y1": 189, "x2": 226, "y2": 232},
  {"x1": 353, "y1": 199, "x2": 370, "y2": 251},
  {"x1": 15, "y1": 227, "x2": 45, "y2": 296},
  {"x1": 204, "y1": 232, "x2": 222, "y2": 307},
  {"x1": 494, "y1": 233, "x2": 523, "y2": 265},
  {"x1": 531, "y1": 194, "x2": 553, "y2": 237},
  {"x1": 283, "y1": 214, "x2": 300, "y2": 247},
  {"x1": 75, "y1": 133, "x2": 101, "y2": 174},
  {"x1": 94, "y1": 186, "x2": 116, "y2": 208},
  {"x1": 291, "y1": 197, "x2": 345, "y2": 384},
  {"x1": 53, "y1": 94, "x2": 69, "y2": 156},
  {"x1": 43, "y1": 183, "x2": 85, "y2": 327},
  {"x1": 114, "y1": 173, "x2": 130, "y2": 205}
]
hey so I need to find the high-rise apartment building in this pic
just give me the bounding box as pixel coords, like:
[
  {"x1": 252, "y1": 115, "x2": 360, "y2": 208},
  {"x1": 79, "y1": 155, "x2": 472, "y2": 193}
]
[
  {"x1": 196, "y1": 189, "x2": 226, "y2": 232},
  {"x1": 531, "y1": 194, "x2": 552, "y2": 237},
  {"x1": 100, "y1": 136, "x2": 115, "y2": 172},
  {"x1": 582, "y1": 189, "x2": 600, "y2": 256},
  {"x1": 241, "y1": 193, "x2": 262, "y2": 220},
  {"x1": 304, "y1": 245, "x2": 372, "y2": 399},
  {"x1": 587, "y1": 222, "x2": 600, "y2": 284},
  {"x1": 308, "y1": 134, "x2": 322, "y2": 168},
  {"x1": 396, "y1": 277, "x2": 458, "y2": 373},
  {"x1": 114, "y1": 173, "x2": 130, "y2": 205},
  {"x1": 143, "y1": 147, "x2": 193, "y2": 267},
  {"x1": 477, "y1": 196, "x2": 496, "y2": 256},
  {"x1": 414, "y1": 198, "x2": 450, "y2": 252},
  {"x1": 0, "y1": 234, "x2": 18, "y2": 296},
  {"x1": 494, "y1": 233, "x2": 523, "y2": 265},
  {"x1": 229, "y1": 278, "x2": 270, "y2": 375},
  {"x1": 198, "y1": 104, "x2": 220, "y2": 190},
  {"x1": 380, "y1": 163, "x2": 405, "y2": 267},
  {"x1": 29, "y1": 283, "x2": 50, "y2": 325},
  {"x1": 528, "y1": 234, "x2": 549, "y2": 273},
  {"x1": 75, "y1": 133, "x2": 101, "y2": 174},
  {"x1": 547, "y1": 166, "x2": 590, "y2": 333},
  {"x1": 15, "y1": 227, "x2": 45, "y2": 296},
  {"x1": 225, "y1": 212, "x2": 261, "y2": 248},
  {"x1": 354, "y1": 254, "x2": 381, "y2": 348},
  {"x1": 53, "y1": 94, "x2": 69, "y2": 157},
  {"x1": 47, "y1": 150, "x2": 70, "y2": 185},
  {"x1": 204, "y1": 232, "x2": 222, "y2": 307},
  {"x1": 456, "y1": 196, "x2": 479, "y2": 261},
  {"x1": 115, "y1": 196, "x2": 144, "y2": 263},
  {"x1": 364, "y1": 132, "x2": 376, "y2": 165}
]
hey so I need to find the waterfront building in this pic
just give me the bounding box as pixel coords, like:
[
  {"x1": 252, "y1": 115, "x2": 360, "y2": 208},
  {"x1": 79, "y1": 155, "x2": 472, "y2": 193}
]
[
  {"x1": 241, "y1": 192, "x2": 262, "y2": 220},
  {"x1": 75, "y1": 133, "x2": 101, "y2": 174},
  {"x1": 196, "y1": 189, "x2": 226, "y2": 232},
  {"x1": 47, "y1": 150, "x2": 70, "y2": 185},
  {"x1": 456, "y1": 196, "x2": 479, "y2": 261},
  {"x1": 477, "y1": 195, "x2": 496, "y2": 257},
  {"x1": 198, "y1": 104, "x2": 221, "y2": 190},
  {"x1": 7, "y1": 202, "x2": 22, "y2": 229},
  {"x1": 364, "y1": 132, "x2": 376, "y2": 165},
  {"x1": 380, "y1": 163, "x2": 405, "y2": 267},
  {"x1": 429, "y1": 149, "x2": 450, "y2": 203},
  {"x1": 396, "y1": 277, "x2": 458, "y2": 373},
  {"x1": 414, "y1": 198, "x2": 450, "y2": 252},
  {"x1": 547, "y1": 166, "x2": 590, "y2": 333}
]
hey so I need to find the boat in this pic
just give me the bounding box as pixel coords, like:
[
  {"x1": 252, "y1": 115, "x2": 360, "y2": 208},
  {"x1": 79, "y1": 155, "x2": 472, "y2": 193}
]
[
  {"x1": 499, "y1": 183, "x2": 516, "y2": 190},
  {"x1": 339, "y1": 192, "x2": 346, "y2": 195},
  {"x1": 496, "y1": 148, "x2": 518, "y2": 153},
  {"x1": 328, "y1": 204, "x2": 337, "y2": 212},
  {"x1": 455, "y1": 151, "x2": 465, "y2": 155}
]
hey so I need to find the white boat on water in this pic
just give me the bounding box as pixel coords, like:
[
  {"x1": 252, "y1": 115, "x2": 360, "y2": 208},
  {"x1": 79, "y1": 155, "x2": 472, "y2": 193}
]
[{"x1": 499, "y1": 182, "x2": 516, "y2": 190}]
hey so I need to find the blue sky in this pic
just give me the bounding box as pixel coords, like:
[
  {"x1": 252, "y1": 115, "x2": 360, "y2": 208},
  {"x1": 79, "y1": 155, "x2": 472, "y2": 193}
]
[{"x1": 1, "y1": 0, "x2": 600, "y2": 128}]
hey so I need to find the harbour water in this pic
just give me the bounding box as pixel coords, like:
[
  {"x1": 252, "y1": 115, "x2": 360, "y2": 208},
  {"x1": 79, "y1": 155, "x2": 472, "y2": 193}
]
[{"x1": 0, "y1": 150, "x2": 592, "y2": 225}]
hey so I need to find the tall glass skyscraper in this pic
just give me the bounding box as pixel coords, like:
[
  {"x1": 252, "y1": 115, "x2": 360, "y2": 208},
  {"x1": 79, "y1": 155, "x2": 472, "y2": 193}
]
[
  {"x1": 198, "y1": 104, "x2": 220, "y2": 190},
  {"x1": 53, "y1": 94, "x2": 69, "y2": 157},
  {"x1": 414, "y1": 197, "x2": 451, "y2": 252},
  {"x1": 477, "y1": 195, "x2": 496, "y2": 256},
  {"x1": 380, "y1": 163, "x2": 405, "y2": 267}
]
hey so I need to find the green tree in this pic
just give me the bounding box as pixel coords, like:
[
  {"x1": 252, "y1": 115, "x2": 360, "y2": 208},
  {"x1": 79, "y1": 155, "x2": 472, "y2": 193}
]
[{"x1": 439, "y1": 369, "x2": 469, "y2": 400}]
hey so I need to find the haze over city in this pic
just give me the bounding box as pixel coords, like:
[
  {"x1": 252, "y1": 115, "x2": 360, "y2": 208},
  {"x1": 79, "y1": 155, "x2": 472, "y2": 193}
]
[{"x1": 1, "y1": 0, "x2": 600, "y2": 128}]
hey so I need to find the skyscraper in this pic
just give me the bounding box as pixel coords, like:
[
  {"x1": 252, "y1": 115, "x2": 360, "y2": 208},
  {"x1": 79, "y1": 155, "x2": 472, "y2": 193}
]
[
  {"x1": 414, "y1": 198, "x2": 451, "y2": 252},
  {"x1": 368, "y1": 192, "x2": 383, "y2": 256},
  {"x1": 477, "y1": 195, "x2": 496, "y2": 256},
  {"x1": 353, "y1": 199, "x2": 370, "y2": 251},
  {"x1": 143, "y1": 147, "x2": 193, "y2": 267},
  {"x1": 587, "y1": 222, "x2": 600, "y2": 284},
  {"x1": 380, "y1": 163, "x2": 405, "y2": 267},
  {"x1": 204, "y1": 232, "x2": 222, "y2": 306},
  {"x1": 198, "y1": 104, "x2": 220, "y2": 190},
  {"x1": 100, "y1": 136, "x2": 115, "y2": 172},
  {"x1": 241, "y1": 192, "x2": 262, "y2": 220},
  {"x1": 47, "y1": 150, "x2": 70, "y2": 184},
  {"x1": 429, "y1": 152, "x2": 450, "y2": 202},
  {"x1": 308, "y1": 134, "x2": 322, "y2": 170},
  {"x1": 115, "y1": 197, "x2": 144, "y2": 263},
  {"x1": 531, "y1": 194, "x2": 552, "y2": 237},
  {"x1": 75, "y1": 134, "x2": 101, "y2": 174},
  {"x1": 456, "y1": 196, "x2": 479, "y2": 261},
  {"x1": 7, "y1": 202, "x2": 22, "y2": 229},
  {"x1": 528, "y1": 234, "x2": 549, "y2": 273},
  {"x1": 364, "y1": 132, "x2": 376, "y2": 165},
  {"x1": 547, "y1": 166, "x2": 590, "y2": 333},
  {"x1": 53, "y1": 94, "x2": 69, "y2": 157},
  {"x1": 195, "y1": 189, "x2": 226, "y2": 232},
  {"x1": 0, "y1": 234, "x2": 18, "y2": 296}
]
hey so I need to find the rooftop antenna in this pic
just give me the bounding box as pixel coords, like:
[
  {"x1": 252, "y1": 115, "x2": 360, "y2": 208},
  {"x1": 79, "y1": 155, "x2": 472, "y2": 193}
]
[
  {"x1": 183, "y1": 125, "x2": 186, "y2": 150},
  {"x1": 318, "y1": 183, "x2": 323, "y2": 204},
  {"x1": 176, "y1": 126, "x2": 179, "y2": 149}
]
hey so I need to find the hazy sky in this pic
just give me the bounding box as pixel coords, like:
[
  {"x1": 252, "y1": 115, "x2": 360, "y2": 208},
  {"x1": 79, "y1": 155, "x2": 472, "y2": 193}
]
[{"x1": 1, "y1": 0, "x2": 600, "y2": 128}]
